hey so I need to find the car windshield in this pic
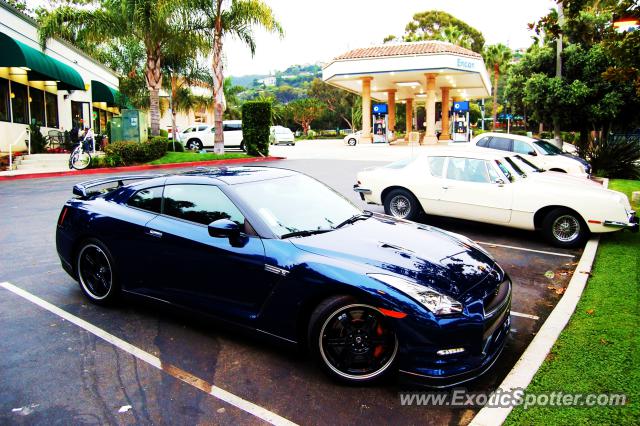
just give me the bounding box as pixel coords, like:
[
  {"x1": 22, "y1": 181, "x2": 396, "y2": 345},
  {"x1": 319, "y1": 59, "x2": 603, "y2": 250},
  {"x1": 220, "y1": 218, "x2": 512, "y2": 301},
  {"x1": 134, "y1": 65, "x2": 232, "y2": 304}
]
[
  {"x1": 502, "y1": 157, "x2": 528, "y2": 178},
  {"x1": 533, "y1": 139, "x2": 563, "y2": 155},
  {"x1": 513, "y1": 155, "x2": 544, "y2": 172},
  {"x1": 233, "y1": 174, "x2": 362, "y2": 238},
  {"x1": 276, "y1": 128, "x2": 291, "y2": 134}
]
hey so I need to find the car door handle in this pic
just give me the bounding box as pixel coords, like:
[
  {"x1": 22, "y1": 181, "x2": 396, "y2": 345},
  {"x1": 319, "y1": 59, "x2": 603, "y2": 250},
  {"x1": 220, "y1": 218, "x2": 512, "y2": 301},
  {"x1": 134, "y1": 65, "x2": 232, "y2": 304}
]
[{"x1": 146, "y1": 229, "x2": 163, "y2": 238}]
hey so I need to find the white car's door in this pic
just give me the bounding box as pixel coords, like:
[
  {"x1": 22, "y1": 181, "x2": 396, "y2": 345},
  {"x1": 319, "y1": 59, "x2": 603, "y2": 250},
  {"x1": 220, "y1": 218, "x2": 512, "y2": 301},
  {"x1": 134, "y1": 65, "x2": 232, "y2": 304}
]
[
  {"x1": 223, "y1": 122, "x2": 243, "y2": 147},
  {"x1": 409, "y1": 156, "x2": 450, "y2": 216},
  {"x1": 439, "y1": 157, "x2": 513, "y2": 223}
]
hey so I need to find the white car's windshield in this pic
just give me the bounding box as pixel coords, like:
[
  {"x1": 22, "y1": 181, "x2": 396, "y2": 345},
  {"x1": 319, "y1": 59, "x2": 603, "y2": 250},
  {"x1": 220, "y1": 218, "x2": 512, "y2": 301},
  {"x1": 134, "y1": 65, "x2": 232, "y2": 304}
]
[
  {"x1": 276, "y1": 128, "x2": 292, "y2": 134},
  {"x1": 533, "y1": 139, "x2": 563, "y2": 155},
  {"x1": 233, "y1": 174, "x2": 363, "y2": 238}
]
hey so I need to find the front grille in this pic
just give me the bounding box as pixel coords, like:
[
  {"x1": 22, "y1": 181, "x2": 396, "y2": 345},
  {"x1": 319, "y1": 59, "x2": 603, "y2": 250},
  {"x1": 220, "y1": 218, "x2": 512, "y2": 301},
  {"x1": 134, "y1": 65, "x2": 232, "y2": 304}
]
[{"x1": 483, "y1": 280, "x2": 511, "y2": 317}]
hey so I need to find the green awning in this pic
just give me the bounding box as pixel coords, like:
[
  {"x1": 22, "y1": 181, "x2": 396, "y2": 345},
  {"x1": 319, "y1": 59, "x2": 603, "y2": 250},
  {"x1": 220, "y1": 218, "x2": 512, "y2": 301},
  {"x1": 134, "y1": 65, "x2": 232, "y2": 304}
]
[
  {"x1": 91, "y1": 80, "x2": 119, "y2": 105},
  {"x1": 0, "y1": 32, "x2": 85, "y2": 91}
]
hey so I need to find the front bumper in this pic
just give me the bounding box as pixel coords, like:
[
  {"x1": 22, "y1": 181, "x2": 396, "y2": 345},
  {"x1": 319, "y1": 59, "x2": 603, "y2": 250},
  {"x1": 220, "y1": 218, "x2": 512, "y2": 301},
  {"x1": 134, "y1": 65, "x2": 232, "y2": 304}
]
[
  {"x1": 397, "y1": 279, "x2": 512, "y2": 388},
  {"x1": 604, "y1": 210, "x2": 639, "y2": 233}
]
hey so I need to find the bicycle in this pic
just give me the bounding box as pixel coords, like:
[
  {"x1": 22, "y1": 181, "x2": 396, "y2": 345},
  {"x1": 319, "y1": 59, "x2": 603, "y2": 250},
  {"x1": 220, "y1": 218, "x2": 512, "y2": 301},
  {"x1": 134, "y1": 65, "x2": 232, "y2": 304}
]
[{"x1": 69, "y1": 139, "x2": 92, "y2": 170}]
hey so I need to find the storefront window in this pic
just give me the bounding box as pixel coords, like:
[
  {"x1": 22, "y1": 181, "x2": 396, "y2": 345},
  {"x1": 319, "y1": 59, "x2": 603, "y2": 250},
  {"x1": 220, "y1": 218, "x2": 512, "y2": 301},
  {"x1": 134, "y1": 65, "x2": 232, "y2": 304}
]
[
  {"x1": 45, "y1": 92, "x2": 59, "y2": 128},
  {"x1": 30, "y1": 87, "x2": 45, "y2": 126},
  {"x1": 11, "y1": 82, "x2": 29, "y2": 124},
  {"x1": 72, "y1": 101, "x2": 90, "y2": 130},
  {"x1": 92, "y1": 107, "x2": 100, "y2": 132},
  {"x1": 99, "y1": 109, "x2": 107, "y2": 133},
  {"x1": 0, "y1": 77, "x2": 10, "y2": 122}
]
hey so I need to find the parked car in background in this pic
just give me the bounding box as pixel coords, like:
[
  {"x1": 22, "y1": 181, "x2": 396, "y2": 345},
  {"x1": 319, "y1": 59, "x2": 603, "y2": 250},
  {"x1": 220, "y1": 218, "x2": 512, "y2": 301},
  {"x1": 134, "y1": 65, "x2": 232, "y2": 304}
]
[
  {"x1": 270, "y1": 126, "x2": 295, "y2": 145},
  {"x1": 355, "y1": 149, "x2": 637, "y2": 247},
  {"x1": 470, "y1": 132, "x2": 591, "y2": 178},
  {"x1": 57, "y1": 167, "x2": 512, "y2": 387},
  {"x1": 180, "y1": 120, "x2": 244, "y2": 151},
  {"x1": 166, "y1": 126, "x2": 182, "y2": 140},
  {"x1": 344, "y1": 131, "x2": 362, "y2": 146}
]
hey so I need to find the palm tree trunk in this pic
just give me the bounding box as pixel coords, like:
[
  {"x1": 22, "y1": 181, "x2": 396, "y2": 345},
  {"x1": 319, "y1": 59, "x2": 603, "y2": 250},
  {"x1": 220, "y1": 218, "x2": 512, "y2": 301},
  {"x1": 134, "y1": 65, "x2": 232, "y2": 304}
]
[
  {"x1": 491, "y1": 64, "x2": 499, "y2": 131},
  {"x1": 171, "y1": 74, "x2": 178, "y2": 149},
  {"x1": 212, "y1": 10, "x2": 225, "y2": 155},
  {"x1": 145, "y1": 44, "x2": 163, "y2": 137}
]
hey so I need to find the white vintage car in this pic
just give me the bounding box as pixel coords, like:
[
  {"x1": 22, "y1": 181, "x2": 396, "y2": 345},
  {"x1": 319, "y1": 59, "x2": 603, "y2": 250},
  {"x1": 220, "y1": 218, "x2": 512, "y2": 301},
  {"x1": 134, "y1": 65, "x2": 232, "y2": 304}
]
[
  {"x1": 470, "y1": 132, "x2": 591, "y2": 178},
  {"x1": 354, "y1": 148, "x2": 638, "y2": 247}
]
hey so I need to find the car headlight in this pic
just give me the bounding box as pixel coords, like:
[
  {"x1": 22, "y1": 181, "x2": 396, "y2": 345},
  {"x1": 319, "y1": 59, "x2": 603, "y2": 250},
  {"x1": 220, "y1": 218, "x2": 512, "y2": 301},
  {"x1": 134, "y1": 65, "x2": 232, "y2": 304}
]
[{"x1": 368, "y1": 273, "x2": 463, "y2": 315}]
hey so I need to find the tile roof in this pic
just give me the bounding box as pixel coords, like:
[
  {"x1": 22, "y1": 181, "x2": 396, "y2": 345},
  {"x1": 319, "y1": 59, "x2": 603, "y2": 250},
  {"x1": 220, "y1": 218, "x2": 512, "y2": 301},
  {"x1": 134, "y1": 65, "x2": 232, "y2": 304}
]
[{"x1": 333, "y1": 41, "x2": 482, "y2": 61}]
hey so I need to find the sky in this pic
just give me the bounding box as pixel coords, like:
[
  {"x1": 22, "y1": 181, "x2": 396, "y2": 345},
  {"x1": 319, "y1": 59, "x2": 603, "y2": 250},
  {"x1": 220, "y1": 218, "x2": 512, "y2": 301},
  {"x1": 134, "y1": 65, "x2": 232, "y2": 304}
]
[{"x1": 223, "y1": 0, "x2": 559, "y2": 76}]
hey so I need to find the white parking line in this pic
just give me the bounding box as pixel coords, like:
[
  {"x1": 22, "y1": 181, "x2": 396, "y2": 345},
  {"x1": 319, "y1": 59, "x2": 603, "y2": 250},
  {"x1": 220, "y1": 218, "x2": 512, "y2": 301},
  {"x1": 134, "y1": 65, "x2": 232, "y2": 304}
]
[
  {"x1": 475, "y1": 241, "x2": 576, "y2": 258},
  {"x1": 510, "y1": 311, "x2": 540, "y2": 321},
  {"x1": 0, "y1": 281, "x2": 297, "y2": 426}
]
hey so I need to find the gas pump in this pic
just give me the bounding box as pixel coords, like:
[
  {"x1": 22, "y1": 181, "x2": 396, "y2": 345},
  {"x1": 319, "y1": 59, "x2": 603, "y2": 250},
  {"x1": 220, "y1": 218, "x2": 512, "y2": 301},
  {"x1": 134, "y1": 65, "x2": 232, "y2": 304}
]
[
  {"x1": 452, "y1": 101, "x2": 470, "y2": 142},
  {"x1": 372, "y1": 104, "x2": 388, "y2": 143}
]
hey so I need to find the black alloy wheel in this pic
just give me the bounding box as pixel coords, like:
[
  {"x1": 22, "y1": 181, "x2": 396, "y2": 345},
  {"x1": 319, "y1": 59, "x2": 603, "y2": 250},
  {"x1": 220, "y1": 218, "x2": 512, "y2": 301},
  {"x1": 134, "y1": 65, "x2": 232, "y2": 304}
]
[
  {"x1": 76, "y1": 239, "x2": 119, "y2": 305},
  {"x1": 309, "y1": 296, "x2": 398, "y2": 383}
]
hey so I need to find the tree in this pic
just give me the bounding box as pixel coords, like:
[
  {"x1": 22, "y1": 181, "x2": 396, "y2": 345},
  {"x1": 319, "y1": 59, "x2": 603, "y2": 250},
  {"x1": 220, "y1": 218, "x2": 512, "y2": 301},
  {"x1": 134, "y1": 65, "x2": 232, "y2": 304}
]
[
  {"x1": 287, "y1": 98, "x2": 324, "y2": 135},
  {"x1": 399, "y1": 11, "x2": 485, "y2": 53},
  {"x1": 308, "y1": 79, "x2": 360, "y2": 131},
  {"x1": 483, "y1": 44, "x2": 512, "y2": 131},
  {"x1": 39, "y1": 0, "x2": 206, "y2": 136},
  {"x1": 439, "y1": 25, "x2": 473, "y2": 50},
  {"x1": 192, "y1": 0, "x2": 282, "y2": 154}
]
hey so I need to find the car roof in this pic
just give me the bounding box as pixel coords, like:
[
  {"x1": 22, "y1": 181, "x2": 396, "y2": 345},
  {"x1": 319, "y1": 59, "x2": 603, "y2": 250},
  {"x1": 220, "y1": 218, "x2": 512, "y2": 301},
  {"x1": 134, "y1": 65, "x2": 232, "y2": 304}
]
[
  {"x1": 416, "y1": 145, "x2": 518, "y2": 160},
  {"x1": 472, "y1": 132, "x2": 538, "y2": 143},
  {"x1": 165, "y1": 166, "x2": 298, "y2": 185}
]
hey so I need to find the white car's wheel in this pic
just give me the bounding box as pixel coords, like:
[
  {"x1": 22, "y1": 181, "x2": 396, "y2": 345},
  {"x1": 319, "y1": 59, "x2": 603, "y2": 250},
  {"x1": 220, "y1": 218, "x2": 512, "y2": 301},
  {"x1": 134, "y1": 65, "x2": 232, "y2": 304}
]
[
  {"x1": 383, "y1": 189, "x2": 420, "y2": 221},
  {"x1": 542, "y1": 208, "x2": 588, "y2": 248},
  {"x1": 186, "y1": 139, "x2": 202, "y2": 151},
  {"x1": 347, "y1": 138, "x2": 357, "y2": 146}
]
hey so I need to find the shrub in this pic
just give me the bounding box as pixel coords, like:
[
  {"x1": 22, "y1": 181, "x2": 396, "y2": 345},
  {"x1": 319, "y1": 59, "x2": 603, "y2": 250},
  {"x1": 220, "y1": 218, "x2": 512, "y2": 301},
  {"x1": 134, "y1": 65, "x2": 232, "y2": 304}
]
[
  {"x1": 29, "y1": 123, "x2": 48, "y2": 153},
  {"x1": 104, "y1": 137, "x2": 167, "y2": 166},
  {"x1": 583, "y1": 135, "x2": 640, "y2": 179},
  {"x1": 159, "y1": 129, "x2": 168, "y2": 138},
  {"x1": 166, "y1": 140, "x2": 185, "y2": 152},
  {"x1": 242, "y1": 101, "x2": 271, "y2": 156}
]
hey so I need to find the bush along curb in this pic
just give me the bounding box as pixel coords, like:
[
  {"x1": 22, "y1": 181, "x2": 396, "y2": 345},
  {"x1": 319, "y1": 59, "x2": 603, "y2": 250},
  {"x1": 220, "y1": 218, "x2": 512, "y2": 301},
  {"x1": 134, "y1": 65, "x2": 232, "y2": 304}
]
[{"x1": 0, "y1": 156, "x2": 285, "y2": 181}]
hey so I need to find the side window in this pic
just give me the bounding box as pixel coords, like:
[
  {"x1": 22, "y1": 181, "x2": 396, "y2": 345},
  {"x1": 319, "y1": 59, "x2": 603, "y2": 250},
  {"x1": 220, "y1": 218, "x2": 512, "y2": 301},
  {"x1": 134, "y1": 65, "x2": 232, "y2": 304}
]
[
  {"x1": 223, "y1": 123, "x2": 231, "y2": 131},
  {"x1": 427, "y1": 156, "x2": 445, "y2": 177},
  {"x1": 128, "y1": 187, "x2": 163, "y2": 213},
  {"x1": 476, "y1": 137, "x2": 490, "y2": 148},
  {"x1": 183, "y1": 127, "x2": 194, "y2": 134},
  {"x1": 163, "y1": 185, "x2": 244, "y2": 226},
  {"x1": 513, "y1": 140, "x2": 533, "y2": 155},
  {"x1": 198, "y1": 125, "x2": 208, "y2": 132},
  {"x1": 447, "y1": 158, "x2": 492, "y2": 183},
  {"x1": 488, "y1": 137, "x2": 513, "y2": 152}
]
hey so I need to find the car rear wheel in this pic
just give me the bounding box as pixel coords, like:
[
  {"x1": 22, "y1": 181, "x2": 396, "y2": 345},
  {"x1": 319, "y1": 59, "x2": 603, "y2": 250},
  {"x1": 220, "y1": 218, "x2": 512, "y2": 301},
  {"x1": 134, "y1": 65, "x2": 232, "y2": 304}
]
[
  {"x1": 186, "y1": 139, "x2": 202, "y2": 151},
  {"x1": 308, "y1": 296, "x2": 398, "y2": 384},
  {"x1": 76, "y1": 239, "x2": 119, "y2": 305},
  {"x1": 347, "y1": 138, "x2": 357, "y2": 146},
  {"x1": 240, "y1": 141, "x2": 246, "y2": 152},
  {"x1": 383, "y1": 189, "x2": 420, "y2": 221},
  {"x1": 542, "y1": 208, "x2": 588, "y2": 248}
]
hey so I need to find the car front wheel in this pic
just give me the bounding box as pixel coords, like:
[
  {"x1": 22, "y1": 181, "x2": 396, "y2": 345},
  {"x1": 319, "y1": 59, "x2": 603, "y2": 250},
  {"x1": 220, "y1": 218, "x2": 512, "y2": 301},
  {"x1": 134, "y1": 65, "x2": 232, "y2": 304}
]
[
  {"x1": 542, "y1": 208, "x2": 588, "y2": 247},
  {"x1": 186, "y1": 139, "x2": 202, "y2": 151},
  {"x1": 347, "y1": 138, "x2": 357, "y2": 146},
  {"x1": 308, "y1": 296, "x2": 398, "y2": 384},
  {"x1": 76, "y1": 239, "x2": 119, "y2": 305},
  {"x1": 383, "y1": 189, "x2": 420, "y2": 221}
]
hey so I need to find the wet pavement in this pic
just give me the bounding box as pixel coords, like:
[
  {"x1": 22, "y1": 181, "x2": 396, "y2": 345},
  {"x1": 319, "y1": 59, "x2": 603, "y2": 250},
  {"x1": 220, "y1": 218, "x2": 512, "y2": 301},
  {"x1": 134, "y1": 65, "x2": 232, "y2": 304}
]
[{"x1": 0, "y1": 159, "x2": 581, "y2": 425}]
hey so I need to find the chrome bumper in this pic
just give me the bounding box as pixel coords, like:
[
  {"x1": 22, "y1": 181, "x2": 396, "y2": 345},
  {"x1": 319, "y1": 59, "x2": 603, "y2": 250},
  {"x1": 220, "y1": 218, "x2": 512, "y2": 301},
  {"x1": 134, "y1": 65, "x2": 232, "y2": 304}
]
[
  {"x1": 604, "y1": 211, "x2": 639, "y2": 232},
  {"x1": 353, "y1": 185, "x2": 371, "y2": 201}
]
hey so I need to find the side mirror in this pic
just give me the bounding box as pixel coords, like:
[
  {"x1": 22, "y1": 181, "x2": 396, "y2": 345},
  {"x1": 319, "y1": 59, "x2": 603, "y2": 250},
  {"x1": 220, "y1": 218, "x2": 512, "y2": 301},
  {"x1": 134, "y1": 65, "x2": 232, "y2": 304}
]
[
  {"x1": 528, "y1": 150, "x2": 537, "y2": 156},
  {"x1": 208, "y1": 219, "x2": 240, "y2": 238}
]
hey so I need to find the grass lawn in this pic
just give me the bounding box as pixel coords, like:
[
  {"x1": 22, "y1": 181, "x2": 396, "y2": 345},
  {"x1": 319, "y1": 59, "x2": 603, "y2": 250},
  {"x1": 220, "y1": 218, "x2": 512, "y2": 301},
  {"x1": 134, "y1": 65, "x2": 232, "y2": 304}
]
[
  {"x1": 506, "y1": 179, "x2": 639, "y2": 424},
  {"x1": 147, "y1": 151, "x2": 250, "y2": 165}
]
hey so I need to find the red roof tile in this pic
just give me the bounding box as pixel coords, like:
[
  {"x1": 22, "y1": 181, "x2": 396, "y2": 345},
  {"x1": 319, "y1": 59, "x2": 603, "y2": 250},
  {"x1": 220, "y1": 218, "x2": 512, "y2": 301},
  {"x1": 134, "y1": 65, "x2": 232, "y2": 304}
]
[{"x1": 333, "y1": 41, "x2": 481, "y2": 61}]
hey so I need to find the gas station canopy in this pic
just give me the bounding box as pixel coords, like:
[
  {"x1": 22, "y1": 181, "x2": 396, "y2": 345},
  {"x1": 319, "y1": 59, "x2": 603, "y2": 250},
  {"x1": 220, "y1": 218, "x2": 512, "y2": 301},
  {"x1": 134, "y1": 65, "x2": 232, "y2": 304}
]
[{"x1": 322, "y1": 40, "x2": 491, "y2": 102}]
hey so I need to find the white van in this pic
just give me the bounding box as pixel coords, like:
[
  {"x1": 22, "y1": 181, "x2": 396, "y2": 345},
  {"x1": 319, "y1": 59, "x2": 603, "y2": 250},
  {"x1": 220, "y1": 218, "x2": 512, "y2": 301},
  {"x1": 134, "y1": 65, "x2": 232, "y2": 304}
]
[{"x1": 180, "y1": 120, "x2": 244, "y2": 150}]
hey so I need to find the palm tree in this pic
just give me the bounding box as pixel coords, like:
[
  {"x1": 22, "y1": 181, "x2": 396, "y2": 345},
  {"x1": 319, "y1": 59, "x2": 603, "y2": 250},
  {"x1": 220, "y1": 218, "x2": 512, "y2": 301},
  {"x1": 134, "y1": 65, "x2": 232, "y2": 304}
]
[
  {"x1": 193, "y1": 0, "x2": 283, "y2": 154},
  {"x1": 39, "y1": 0, "x2": 206, "y2": 136},
  {"x1": 483, "y1": 44, "x2": 513, "y2": 131},
  {"x1": 440, "y1": 25, "x2": 472, "y2": 50}
]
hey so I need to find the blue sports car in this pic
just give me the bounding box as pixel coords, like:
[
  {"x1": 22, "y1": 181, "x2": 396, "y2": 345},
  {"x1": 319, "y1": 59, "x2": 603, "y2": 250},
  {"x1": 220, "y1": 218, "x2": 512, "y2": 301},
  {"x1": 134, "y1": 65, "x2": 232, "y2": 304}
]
[{"x1": 56, "y1": 167, "x2": 511, "y2": 387}]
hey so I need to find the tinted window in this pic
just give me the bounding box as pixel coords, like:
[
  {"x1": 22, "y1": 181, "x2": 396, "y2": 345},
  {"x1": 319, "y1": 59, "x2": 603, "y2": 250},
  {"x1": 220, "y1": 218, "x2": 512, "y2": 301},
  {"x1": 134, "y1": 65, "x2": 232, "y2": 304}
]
[
  {"x1": 476, "y1": 137, "x2": 490, "y2": 148},
  {"x1": 11, "y1": 81, "x2": 28, "y2": 124},
  {"x1": 198, "y1": 125, "x2": 208, "y2": 131},
  {"x1": 163, "y1": 185, "x2": 244, "y2": 226},
  {"x1": 30, "y1": 87, "x2": 45, "y2": 126},
  {"x1": 446, "y1": 158, "x2": 492, "y2": 183},
  {"x1": 488, "y1": 137, "x2": 513, "y2": 152},
  {"x1": 513, "y1": 140, "x2": 533, "y2": 155},
  {"x1": 45, "y1": 91, "x2": 58, "y2": 128},
  {"x1": 533, "y1": 139, "x2": 562, "y2": 155},
  {"x1": 128, "y1": 187, "x2": 163, "y2": 213},
  {"x1": 428, "y1": 157, "x2": 445, "y2": 177},
  {"x1": 0, "y1": 77, "x2": 9, "y2": 122},
  {"x1": 224, "y1": 123, "x2": 241, "y2": 131}
]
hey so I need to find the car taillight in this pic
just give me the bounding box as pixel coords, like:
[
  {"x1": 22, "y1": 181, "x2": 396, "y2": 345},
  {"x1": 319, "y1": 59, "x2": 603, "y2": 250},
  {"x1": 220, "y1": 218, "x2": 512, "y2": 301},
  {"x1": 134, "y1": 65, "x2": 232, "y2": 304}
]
[{"x1": 58, "y1": 207, "x2": 68, "y2": 226}]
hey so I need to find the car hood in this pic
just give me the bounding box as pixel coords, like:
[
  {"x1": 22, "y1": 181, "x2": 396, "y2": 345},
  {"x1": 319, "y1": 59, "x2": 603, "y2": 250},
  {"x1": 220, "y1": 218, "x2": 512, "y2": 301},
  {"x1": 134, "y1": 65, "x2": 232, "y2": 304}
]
[{"x1": 290, "y1": 214, "x2": 497, "y2": 297}]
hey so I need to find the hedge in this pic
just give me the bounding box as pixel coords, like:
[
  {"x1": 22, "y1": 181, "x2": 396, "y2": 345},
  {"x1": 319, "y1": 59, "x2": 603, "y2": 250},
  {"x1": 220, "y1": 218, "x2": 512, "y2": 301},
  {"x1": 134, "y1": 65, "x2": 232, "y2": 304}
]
[
  {"x1": 103, "y1": 136, "x2": 168, "y2": 166},
  {"x1": 241, "y1": 101, "x2": 271, "y2": 156}
]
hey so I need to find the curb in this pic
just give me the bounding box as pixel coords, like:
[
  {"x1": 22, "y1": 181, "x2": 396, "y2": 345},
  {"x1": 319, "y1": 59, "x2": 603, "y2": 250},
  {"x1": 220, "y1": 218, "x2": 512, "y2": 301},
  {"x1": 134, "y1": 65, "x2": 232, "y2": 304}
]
[
  {"x1": 0, "y1": 156, "x2": 285, "y2": 181},
  {"x1": 469, "y1": 178, "x2": 608, "y2": 426}
]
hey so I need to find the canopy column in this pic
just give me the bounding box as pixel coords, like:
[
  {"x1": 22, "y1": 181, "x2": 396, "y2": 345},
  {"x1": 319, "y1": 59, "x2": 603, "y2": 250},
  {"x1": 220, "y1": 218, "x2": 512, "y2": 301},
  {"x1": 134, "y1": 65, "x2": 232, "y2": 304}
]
[
  {"x1": 387, "y1": 89, "x2": 396, "y2": 131},
  {"x1": 424, "y1": 73, "x2": 438, "y2": 144},
  {"x1": 440, "y1": 86, "x2": 451, "y2": 141},
  {"x1": 361, "y1": 76, "x2": 372, "y2": 143},
  {"x1": 405, "y1": 98, "x2": 413, "y2": 137}
]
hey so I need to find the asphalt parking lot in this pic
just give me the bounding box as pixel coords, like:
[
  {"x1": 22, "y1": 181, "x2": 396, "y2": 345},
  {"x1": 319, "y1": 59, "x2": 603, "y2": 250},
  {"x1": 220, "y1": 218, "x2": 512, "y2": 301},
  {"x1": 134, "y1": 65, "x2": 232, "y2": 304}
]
[{"x1": 0, "y1": 158, "x2": 582, "y2": 425}]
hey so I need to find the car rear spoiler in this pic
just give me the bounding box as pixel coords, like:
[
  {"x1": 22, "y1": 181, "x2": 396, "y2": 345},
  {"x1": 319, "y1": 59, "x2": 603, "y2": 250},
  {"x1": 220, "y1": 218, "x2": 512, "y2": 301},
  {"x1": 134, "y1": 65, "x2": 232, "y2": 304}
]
[{"x1": 72, "y1": 174, "x2": 164, "y2": 198}]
